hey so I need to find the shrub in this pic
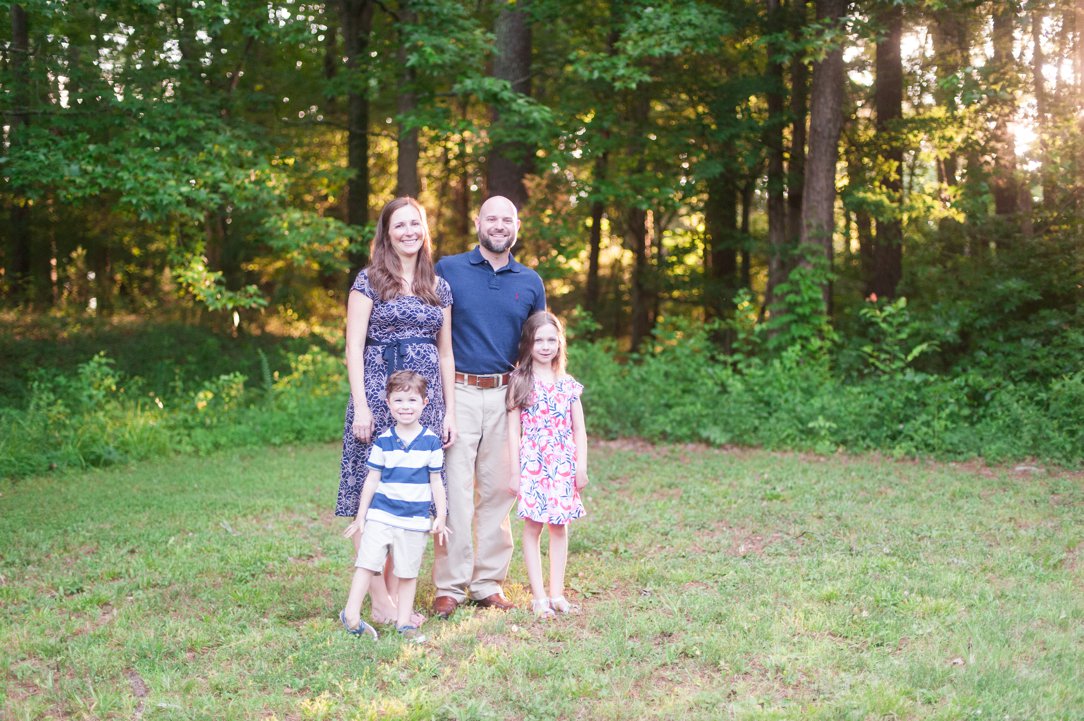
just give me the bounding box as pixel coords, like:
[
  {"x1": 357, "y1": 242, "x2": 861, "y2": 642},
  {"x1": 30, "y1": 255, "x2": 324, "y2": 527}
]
[
  {"x1": 0, "y1": 347, "x2": 348, "y2": 479},
  {"x1": 571, "y1": 322, "x2": 1083, "y2": 468}
]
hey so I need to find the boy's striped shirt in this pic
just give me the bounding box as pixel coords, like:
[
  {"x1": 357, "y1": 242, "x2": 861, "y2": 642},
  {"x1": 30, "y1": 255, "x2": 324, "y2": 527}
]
[{"x1": 365, "y1": 426, "x2": 443, "y2": 532}]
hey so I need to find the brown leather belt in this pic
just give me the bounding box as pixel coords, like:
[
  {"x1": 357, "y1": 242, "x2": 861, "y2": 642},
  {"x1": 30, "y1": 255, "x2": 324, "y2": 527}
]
[{"x1": 455, "y1": 371, "x2": 512, "y2": 389}]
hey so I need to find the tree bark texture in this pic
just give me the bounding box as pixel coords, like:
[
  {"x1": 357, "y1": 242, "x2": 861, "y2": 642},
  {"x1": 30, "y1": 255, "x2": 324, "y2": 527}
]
[
  {"x1": 787, "y1": 0, "x2": 810, "y2": 247},
  {"x1": 586, "y1": 145, "x2": 608, "y2": 312},
  {"x1": 1030, "y1": 3, "x2": 1054, "y2": 208},
  {"x1": 932, "y1": 6, "x2": 968, "y2": 192},
  {"x1": 1076, "y1": 0, "x2": 1084, "y2": 210},
  {"x1": 799, "y1": 0, "x2": 846, "y2": 303},
  {"x1": 625, "y1": 90, "x2": 654, "y2": 351},
  {"x1": 396, "y1": 0, "x2": 420, "y2": 198},
  {"x1": 705, "y1": 174, "x2": 740, "y2": 322},
  {"x1": 7, "y1": 4, "x2": 34, "y2": 303},
  {"x1": 487, "y1": 1, "x2": 533, "y2": 211},
  {"x1": 627, "y1": 205, "x2": 652, "y2": 351},
  {"x1": 341, "y1": 0, "x2": 375, "y2": 275},
  {"x1": 867, "y1": 1, "x2": 903, "y2": 299},
  {"x1": 991, "y1": 2, "x2": 1020, "y2": 217},
  {"x1": 765, "y1": 0, "x2": 788, "y2": 316}
]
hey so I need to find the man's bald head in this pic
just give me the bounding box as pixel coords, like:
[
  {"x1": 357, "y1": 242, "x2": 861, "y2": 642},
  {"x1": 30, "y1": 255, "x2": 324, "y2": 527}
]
[{"x1": 476, "y1": 195, "x2": 521, "y2": 256}]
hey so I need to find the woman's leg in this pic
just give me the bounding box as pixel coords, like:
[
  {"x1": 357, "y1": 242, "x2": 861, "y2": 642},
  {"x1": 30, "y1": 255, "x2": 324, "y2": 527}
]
[{"x1": 547, "y1": 523, "x2": 568, "y2": 601}]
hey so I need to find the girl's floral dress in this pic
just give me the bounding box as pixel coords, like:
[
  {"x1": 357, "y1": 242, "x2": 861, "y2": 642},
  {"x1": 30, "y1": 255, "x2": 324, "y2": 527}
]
[{"x1": 515, "y1": 376, "x2": 586, "y2": 525}]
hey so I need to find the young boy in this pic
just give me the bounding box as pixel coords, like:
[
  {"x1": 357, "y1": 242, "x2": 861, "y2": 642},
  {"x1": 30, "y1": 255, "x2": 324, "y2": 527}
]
[{"x1": 340, "y1": 371, "x2": 448, "y2": 641}]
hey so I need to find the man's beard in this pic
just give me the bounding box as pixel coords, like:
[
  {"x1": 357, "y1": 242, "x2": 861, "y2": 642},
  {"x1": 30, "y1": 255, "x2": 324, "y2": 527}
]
[{"x1": 479, "y1": 231, "x2": 515, "y2": 254}]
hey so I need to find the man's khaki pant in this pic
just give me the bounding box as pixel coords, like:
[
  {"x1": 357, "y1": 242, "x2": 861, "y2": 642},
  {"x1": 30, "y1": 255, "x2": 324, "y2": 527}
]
[{"x1": 432, "y1": 383, "x2": 516, "y2": 602}]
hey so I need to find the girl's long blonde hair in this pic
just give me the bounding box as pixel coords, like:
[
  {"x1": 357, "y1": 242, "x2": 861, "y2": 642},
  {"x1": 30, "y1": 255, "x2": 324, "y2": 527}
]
[
  {"x1": 506, "y1": 311, "x2": 566, "y2": 411},
  {"x1": 366, "y1": 197, "x2": 442, "y2": 305}
]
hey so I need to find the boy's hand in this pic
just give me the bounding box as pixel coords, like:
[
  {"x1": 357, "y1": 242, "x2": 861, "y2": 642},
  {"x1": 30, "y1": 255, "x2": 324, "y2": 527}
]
[
  {"x1": 508, "y1": 473, "x2": 521, "y2": 496},
  {"x1": 430, "y1": 517, "x2": 449, "y2": 546},
  {"x1": 575, "y1": 468, "x2": 588, "y2": 491},
  {"x1": 343, "y1": 518, "x2": 365, "y2": 539}
]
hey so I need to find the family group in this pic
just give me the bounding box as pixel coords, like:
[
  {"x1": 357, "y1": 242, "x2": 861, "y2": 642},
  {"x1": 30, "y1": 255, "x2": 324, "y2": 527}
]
[{"x1": 333, "y1": 195, "x2": 590, "y2": 642}]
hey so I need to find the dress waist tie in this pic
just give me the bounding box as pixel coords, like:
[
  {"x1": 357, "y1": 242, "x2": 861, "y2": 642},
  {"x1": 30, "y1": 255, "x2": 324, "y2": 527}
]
[{"x1": 366, "y1": 336, "x2": 436, "y2": 374}]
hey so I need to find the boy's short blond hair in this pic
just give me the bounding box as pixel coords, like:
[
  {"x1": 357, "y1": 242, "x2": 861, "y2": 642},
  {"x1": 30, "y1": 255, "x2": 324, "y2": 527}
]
[{"x1": 386, "y1": 370, "x2": 428, "y2": 399}]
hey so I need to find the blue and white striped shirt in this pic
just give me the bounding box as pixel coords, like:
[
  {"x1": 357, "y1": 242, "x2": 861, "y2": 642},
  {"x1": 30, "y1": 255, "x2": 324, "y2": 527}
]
[{"x1": 365, "y1": 426, "x2": 443, "y2": 532}]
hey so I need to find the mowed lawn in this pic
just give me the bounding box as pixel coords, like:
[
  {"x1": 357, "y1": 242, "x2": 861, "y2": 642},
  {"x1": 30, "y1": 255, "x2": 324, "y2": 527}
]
[{"x1": 1, "y1": 441, "x2": 1081, "y2": 720}]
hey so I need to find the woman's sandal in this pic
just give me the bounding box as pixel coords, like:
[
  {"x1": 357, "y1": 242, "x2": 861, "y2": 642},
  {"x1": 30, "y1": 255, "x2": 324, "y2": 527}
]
[
  {"x1": 549, "y1": 596, "x2": 580, "y2": 614},
  {"x1": 531, "y1": 598, "x2": 556, "y2": 619},
  {"x1": 373, "y1": 608, "x2": 426, "y2": 627},
  {"x1": 340, "y1": 610, "x2": 379, "y2": 639}
]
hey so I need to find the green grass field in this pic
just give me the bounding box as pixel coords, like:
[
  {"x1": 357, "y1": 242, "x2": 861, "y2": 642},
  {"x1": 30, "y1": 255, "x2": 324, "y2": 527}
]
[{"x1": 1, "y1": 441, "x2": 1081, "y2": 720}]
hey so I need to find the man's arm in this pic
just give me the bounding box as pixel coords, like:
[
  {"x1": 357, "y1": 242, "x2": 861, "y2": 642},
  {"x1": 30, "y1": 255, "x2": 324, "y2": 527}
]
[
  {"x1": 507, "y1": 407, "x2": 522, "y2": 495},
  {"x1": 532, "y1": 272, "x2": 547, "y2": 313},
  {"x1": 429, "y1": 470, "x2": 448, "y2": 545}
]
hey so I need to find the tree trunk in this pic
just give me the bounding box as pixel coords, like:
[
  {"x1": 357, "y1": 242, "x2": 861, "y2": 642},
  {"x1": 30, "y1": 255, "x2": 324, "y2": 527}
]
[
  {"x1": 1031, "y1": 3, "x2": 1053, "y2": 209},
  {"x1": 991, "y1": 2, "x2": 1019, "y2": 217},
  {"x1": 932, "y1": 6, "x2": 968, "y2": 195},
  {"x1": 454, "y1": 98, "x2": 472, "y2": 246},
  {"x1": 765, "y1": 0, "x2": 788, "y2": 316},
  {"x1": 627, "y1": 205, "x2": 652, "y2": 350},
  {"x1": 740, "y1": 179, "x2": 753, "y2": 289},
  {"x1": 487, "y1": 0, "x2": 533, "y2": 211},
  {"x1": 323, "y1": 15, "x2": 339, "y2": 108},
  {"x1": 705, "y1": 174, "x2": 740, "y2": 323},
  {"x1": 787, "y1": 0, "x2": 811, "y2": 247},
  {"x1": 7, "y1": 4, "x2": 33, "y2": 302},
  {"x1": 867, "y1": 1, "x2": 903, "y2": 299},
  {"x1": 586, "y1": 144, "x2": 608, "y2": 312},
  {"x1": 625, "y1": 86, "x2": 655, "y2": 350},
  {"x1": 798, "y1": 0, "x2": 847, "y2": 311},
  {"x1": 342, "y1": 0, "x2": 375, "y2": 275},
  {"x1": 1076, "y1": 0, "x2": 1084, "y2": 211},
  {"x1": 396, "y1": 0, "x2": 420, "y2": 198}
]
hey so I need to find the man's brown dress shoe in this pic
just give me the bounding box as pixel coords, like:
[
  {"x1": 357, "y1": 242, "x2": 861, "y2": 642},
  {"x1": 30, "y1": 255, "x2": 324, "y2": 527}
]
[
  {"x1": 473, "y1": 593, "x2": 515, "y2": 611},
  {"x1": 432, "y1": 596, "x2": 459, "y2": 619}
]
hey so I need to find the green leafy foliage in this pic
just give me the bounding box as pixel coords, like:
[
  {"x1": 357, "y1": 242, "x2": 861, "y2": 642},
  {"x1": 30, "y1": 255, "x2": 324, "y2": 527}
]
[
  {"x1": 571, "y1": 321, "x2": 1083, "y2": 467},
  {"x1": 173, "y1": 255, "x2": 268, "y2": 313},
  {"x1": 0, "y1": 347, "x2": 346, "y2": 480}
]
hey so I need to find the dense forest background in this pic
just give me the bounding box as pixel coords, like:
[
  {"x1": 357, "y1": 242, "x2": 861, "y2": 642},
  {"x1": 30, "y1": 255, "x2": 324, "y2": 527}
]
[{"x1": 1, "y1": 0, "x2": 1082, "y2": 474}]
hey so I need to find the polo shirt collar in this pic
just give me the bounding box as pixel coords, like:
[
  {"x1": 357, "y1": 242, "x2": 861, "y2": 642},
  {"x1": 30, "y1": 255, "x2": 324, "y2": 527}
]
[{"x1": 468, "y1": 245, "x2": 523, "y2": 272}]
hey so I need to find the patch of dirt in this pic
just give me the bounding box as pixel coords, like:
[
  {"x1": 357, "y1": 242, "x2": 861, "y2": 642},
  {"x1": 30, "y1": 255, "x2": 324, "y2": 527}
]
[
  {"x1": 1062, "y1": 543, "x2": 1081, "y2": 573},
  {"x1": 698, "y1": 521, "x2": 801, "y2": 557},
  {"x1": 721, "y1": 656, "x2": 816, "y2": 702},
  {"x1": 72, "y1": 603, "x2": 117, "y2": 637},
  {"x1": 125, "y1": 668, "x2": 149, "y2": 721}
]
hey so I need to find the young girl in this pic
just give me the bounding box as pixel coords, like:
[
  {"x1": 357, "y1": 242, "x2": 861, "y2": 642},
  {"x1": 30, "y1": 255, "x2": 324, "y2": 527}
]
[{"x1": 506, "y1": 311, "x2": 588, "y2": 618}]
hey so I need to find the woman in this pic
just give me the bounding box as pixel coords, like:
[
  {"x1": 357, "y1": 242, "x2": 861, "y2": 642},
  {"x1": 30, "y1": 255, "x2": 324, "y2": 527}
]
[{"x1": 335, "y1": 197, "x2": 456, "y2": 626}]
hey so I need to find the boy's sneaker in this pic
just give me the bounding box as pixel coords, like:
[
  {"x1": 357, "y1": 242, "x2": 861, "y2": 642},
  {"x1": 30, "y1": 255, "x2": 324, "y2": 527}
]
[{"x1": 397, "y1": 625, "x2": 426, "y2": 644}]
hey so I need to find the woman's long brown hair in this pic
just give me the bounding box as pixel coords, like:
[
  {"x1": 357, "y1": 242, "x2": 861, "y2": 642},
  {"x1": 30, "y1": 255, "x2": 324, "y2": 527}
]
[
  {"x1": 506, "y1": 311, "x2": 566, "y2": 411},
  {"x1": 366, "y1": 197, "x2": 442, "y2": 305}
]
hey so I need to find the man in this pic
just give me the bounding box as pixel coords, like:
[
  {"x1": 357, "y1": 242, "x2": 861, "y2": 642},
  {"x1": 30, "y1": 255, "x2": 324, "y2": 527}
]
[{"x1": 432, "y1": 195, "x2": 547, "y2": 617}]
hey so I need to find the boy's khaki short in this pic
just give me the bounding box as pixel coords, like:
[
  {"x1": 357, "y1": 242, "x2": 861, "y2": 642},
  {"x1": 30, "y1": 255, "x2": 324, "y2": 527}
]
[{"x1": 356, "y1": 519, "x2": 428, "y2": 579}]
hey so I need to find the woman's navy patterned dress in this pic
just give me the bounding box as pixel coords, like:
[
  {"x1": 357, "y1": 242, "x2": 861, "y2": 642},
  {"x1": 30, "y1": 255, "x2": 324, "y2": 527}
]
[{"x1": 335, "y1": 269, "x2": 453, "y2": 517}]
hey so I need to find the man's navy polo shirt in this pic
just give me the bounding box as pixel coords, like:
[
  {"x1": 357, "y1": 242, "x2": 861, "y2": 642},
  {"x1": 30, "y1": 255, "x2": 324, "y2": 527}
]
[{"x1": 435, "y1": 246, "x2": 546, "y2": 374}]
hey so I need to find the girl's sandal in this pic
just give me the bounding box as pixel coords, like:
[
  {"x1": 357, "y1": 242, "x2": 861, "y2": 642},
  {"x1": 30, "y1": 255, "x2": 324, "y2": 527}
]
[
  {"x1": 531, "y1": 598, "x2": 556, "y2": 619},
  {"x1": 549, "y1": 596, "x2": 580, "y2": 614}
]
